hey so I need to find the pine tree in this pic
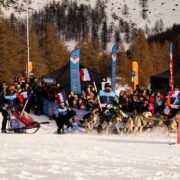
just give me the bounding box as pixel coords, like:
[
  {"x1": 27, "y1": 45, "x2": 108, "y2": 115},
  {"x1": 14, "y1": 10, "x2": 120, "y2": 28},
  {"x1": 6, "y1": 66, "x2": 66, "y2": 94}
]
[
  {"x1": 29, "y1": 28, "x2": 48, "y2": 78},
  {"x1": 129, "y1": 29, "x2": 153, "y2": 85},
  {"x1": 148, "y1": 41, "x2": 169, "y2": 75},
  {"x1": 160, "y1": 41, "x2": 169, "y2": 71},
  {"x1": 0, "y1": 10, "x2": 6, "y2": 80},
  {"x1": 117, "y1": 40, "x2": 131, "y2": 86},
  {"x1": 100, "y1": 52, "x2": 111, "y2": 76},
  {"x1": 0, "y1": 12, "x2": 25, "y2": 82},
  {"x1": 91, "y1": 21, "x2": 98, "y2": 45},
  {"x1": 101, "y1": 21, "x2": 108, "y2": 51},
  {"x1": 124, "y1": 23, "x2": 130, "y2": 43},
  {"x1": 43, "y1": 23, "x2": 68, "y2": 73},
  {"x1": 145, "y1": 24, "x2": 150, "y2": 35},
  {"x1": 152, "y1": 19, "x2": 165, "y2": 35},
  {"x1": 77, "y1": 35, "x2": 101, "y2": 72},
  {"x1": 174, "y1": 35, "x2": 180, "y2": 66},
  {"x1": 1, "y1": 0, "x2": 32, "y2": 12},
  {"x1": 114, "y1": 29, "x2": 121, "y2": 43},
  {"x1": 141, "y1": 9, "x2": 148, "y2": 19},
  {"x1": 139, "y1": 0, "x2": 148, "y2": 8},
  {"x1": 122, "y1": 4, "x2": 129, "y2": 16},
  {"x1": 149, "y1": 42, "x2": 162, "y2": 74}
]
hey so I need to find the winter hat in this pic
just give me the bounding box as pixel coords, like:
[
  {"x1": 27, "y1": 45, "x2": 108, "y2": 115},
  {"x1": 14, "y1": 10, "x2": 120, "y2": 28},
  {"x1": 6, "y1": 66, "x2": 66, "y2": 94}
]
[{"x1": 9, "y1": 86, "x2": 15, "y2": 91}]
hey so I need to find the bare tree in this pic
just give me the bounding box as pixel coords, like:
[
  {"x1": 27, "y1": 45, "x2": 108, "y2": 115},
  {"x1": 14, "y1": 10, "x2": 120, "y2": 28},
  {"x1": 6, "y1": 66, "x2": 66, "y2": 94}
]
[
  {"x1": 0, "y1": 0, "x2": 32, "y2": 12},
  {"x1": 122, "y1": 4, "x2": 129, "y2": 16}
]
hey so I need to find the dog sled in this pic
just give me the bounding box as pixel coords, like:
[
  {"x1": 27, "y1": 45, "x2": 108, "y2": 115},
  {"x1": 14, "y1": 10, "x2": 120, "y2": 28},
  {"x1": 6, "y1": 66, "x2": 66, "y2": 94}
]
[{"x1": 8, "y1": 112, "x2": 49, "y2": 134}]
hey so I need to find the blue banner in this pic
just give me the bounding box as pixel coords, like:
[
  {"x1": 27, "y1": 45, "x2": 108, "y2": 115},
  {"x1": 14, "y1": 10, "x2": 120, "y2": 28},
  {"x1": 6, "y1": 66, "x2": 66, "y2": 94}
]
[
  {"x1": 70, "y1": 48, "x2": 81, "y2": 94},
  {"x1": 111, "y1": 44, "x2": 119, "y2": 91}
]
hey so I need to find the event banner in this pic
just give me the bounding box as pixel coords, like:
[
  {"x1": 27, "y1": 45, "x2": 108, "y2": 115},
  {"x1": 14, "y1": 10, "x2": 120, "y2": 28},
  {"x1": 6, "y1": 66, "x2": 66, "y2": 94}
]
[
  {"x1": 70, "y1": 48, "x2": 81, "y2": 94},
  {"x1": 169, "y1": 43, "x2": 174, "y2": 90},
  {"x1": 25, "y1": 62, "x2": 33, "y2": 76},
  {"x1": 132, "y1": 61, "x2": 139, "y2": 90},
  {"x1": 111, "y1": 44, "x2": 119, "y2": 91}
]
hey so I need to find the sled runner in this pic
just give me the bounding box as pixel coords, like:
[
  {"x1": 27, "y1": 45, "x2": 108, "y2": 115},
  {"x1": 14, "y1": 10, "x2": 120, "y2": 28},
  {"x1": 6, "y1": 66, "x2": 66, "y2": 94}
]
[{"x1": 8, "y1": 112, "x2": 49, "y2": 134}]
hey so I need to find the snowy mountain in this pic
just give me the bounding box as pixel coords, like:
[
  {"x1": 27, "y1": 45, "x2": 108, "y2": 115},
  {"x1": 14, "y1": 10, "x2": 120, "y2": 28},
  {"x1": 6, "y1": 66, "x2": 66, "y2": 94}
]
[
  {"x1": 1, "y1": 0, "x2": 180, "y2": 51},
  {"x1": 2, "y1": 0, "x2": 180, "y2": 30}
]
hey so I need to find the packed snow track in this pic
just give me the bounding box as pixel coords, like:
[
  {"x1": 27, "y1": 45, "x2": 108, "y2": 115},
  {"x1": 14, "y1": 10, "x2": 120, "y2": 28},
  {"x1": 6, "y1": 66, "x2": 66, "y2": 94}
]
[{"x1": 0, "y1": 115, "x2": 180, "y2": 180}]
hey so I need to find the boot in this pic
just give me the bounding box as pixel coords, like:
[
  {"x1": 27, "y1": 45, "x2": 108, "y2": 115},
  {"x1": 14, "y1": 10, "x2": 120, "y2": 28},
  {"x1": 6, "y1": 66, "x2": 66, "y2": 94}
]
[
  {"x1": 57, "y1": 129, "x2": 61, "y2": 134},
  {"x1": 1, "y1": 130, "x2": 7, "y2": 133}
]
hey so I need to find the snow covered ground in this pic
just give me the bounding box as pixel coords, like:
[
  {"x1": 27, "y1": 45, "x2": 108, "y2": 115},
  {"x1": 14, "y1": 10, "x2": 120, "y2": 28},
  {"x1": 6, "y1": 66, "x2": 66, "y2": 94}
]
[{"x1": 0, "y1": 114, "x2": 180, "y2": 180}]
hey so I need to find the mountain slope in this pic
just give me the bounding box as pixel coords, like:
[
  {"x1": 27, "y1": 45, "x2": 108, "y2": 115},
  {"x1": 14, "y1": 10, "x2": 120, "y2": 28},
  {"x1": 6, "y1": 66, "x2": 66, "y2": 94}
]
[
  {"x1": 105, "y1": 0, "x2": 180, "y2": 30},
  {"x1": 2, "y1": 0, "x2": 180, "y2": 31}
]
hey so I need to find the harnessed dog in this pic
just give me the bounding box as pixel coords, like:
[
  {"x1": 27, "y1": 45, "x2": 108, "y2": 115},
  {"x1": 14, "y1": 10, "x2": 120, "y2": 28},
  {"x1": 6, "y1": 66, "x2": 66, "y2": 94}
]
[
  {"x1": 97, "y1": 105, "x2": 128, "y2": 134},
  {"x1": 123, "y1": 116, "x2": 134, "y2": 134},
  {"x1": 163, "y1": 114, "x2": 179, "y2": 133},
  {"x1": 80, "y1": 108, "x2": 100, "y2": 132},
  {"x1": 132, "y1": 111, "x2": 153, "y2": 133}
]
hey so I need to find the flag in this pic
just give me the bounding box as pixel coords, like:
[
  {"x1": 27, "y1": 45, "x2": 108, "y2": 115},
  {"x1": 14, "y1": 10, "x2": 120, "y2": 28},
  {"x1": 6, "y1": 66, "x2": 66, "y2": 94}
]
[
  {"x1": 170, "y1": 43, "x2": 174, "y2": 90},
  {"x1": 167, "y1": 90, "x2": 175, "y2": 98},
  {"x1": 55, "y1": 91, "x2": 66, "y2": 103},
  {"x1": 80, "y1": 68, "x2": 92, "y2": 81},
  {"x1": 70, "y1": 48, "x2": 81, "y2": 94},
  {"x1": 17, "y1": 91, "x2": 28, "y2": 103},
  {"x1": 111, "y1": 44, "x2": 119, "y2": 91}
]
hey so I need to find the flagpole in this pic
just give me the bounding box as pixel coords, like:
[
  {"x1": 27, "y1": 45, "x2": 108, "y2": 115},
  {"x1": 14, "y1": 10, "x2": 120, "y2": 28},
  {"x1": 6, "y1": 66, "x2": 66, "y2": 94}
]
[
  {"x1": 20, "y1": 98, "x2": 29, "y2": 117},
  {"x1": 26, "y1": 2, "x2": 30, "y2": 78},
  {"x1": 170, "y1": 42, "x2": 174, "y2": 91},
  {"x1": 88, "y1": 68, "x2": 102, "y2": 111},
  {"x1": 93, "y1": 81, "x2": 102, "y2": 112},
  {"x1": 20, "y1": 91, "x2": 33, "y2": 117}
]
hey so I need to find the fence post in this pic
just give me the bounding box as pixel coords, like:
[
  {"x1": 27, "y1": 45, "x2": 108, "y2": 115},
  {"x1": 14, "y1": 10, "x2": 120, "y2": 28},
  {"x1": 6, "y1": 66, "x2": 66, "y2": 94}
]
[{"x1": 177, "y1": 113, "x2": 180, "y2": 144}]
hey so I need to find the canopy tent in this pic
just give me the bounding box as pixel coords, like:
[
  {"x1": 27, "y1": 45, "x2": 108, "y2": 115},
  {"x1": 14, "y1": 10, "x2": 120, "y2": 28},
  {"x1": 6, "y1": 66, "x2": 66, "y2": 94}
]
[
  {"x1": 42, "y1": 63, "x2": 106, "y2": 93},
  {"x1": 151, "y1": 63, "x2": 180, "y2": 94}
]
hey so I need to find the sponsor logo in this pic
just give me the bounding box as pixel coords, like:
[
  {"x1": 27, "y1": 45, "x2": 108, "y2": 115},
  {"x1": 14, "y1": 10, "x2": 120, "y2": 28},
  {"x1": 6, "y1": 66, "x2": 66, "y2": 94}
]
[
  {"x1": 112, "y1": 53, "x2": 117, "y2": 61},
  {"x1": 70, "y1": 56, "x2": 79, "y2": 64}
]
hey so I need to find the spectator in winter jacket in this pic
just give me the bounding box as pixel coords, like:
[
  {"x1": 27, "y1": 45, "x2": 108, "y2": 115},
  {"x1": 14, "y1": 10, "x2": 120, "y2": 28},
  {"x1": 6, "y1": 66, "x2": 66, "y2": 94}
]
[
  {"x1": 15, "y1": 84, "x2": 23, "y2": 94},
  {"x1": 68, "y1": 92, "x2": 78, "y2": 107},
  {"x1": 2, "y1": 82, "x2": 8, "y2": 96},
  {"x1": 155, "y1": 93, "x2": 165, "y2": 114},
  {"x1": 135, "y1": 84, "x2": 142, "y2": 94},
  {"x1": 0, "y1": 101, "x2": 10, "y2": 133},
  {"x1": 4, "y1": 86, "x2": 18, "y2": 108},
  {"x1": 77, "y1": 98, "x2": 86, "y2": 110}
]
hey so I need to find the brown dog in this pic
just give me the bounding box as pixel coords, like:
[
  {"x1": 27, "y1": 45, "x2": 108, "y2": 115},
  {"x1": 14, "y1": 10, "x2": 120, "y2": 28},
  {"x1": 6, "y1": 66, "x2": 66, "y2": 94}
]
[
  {"x1": 123, "y1": 117, "x2": 134, "y2": 134},
  {"x1": 165, "y1": 114, "x2": 179, "y2": 133},
  {"x1": 132, "y1": 111, "x2": 153, "y2": 133}
]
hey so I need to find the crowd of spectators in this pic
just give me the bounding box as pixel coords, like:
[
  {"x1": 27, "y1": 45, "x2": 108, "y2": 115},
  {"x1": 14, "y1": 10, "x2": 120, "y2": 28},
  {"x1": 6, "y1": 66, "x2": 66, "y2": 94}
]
[
  {"x1": 0, "y1": 77, "x2": 179, "y2": 117},
  {"x1": 0, "y1": 78, "x2": 98, "y2": 114}
]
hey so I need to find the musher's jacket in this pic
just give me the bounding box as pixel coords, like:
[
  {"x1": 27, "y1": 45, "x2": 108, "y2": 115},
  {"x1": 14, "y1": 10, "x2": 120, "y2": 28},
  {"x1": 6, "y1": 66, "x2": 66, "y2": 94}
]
[
  {"x1": 99, "y1": 90, "x2": 116, "y2": 105},
  {"x1": 4, "y1": 93, "x2": 17, "y2": 107},
  {"x1": 58, "y1": 106, "x2": 69, "y2": 117}
]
